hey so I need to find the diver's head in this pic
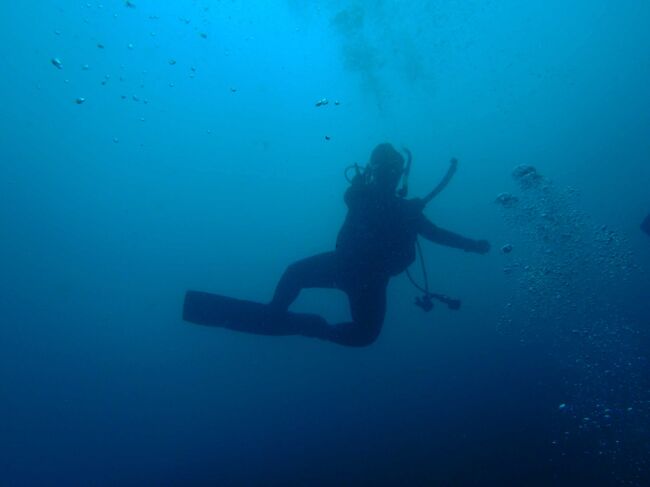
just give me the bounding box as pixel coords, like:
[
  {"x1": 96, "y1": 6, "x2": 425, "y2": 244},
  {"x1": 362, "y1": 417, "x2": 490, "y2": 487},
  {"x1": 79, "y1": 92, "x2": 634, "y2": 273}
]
[{"x1": 368, "y1": 143, "x2": 405, "y2": 193}]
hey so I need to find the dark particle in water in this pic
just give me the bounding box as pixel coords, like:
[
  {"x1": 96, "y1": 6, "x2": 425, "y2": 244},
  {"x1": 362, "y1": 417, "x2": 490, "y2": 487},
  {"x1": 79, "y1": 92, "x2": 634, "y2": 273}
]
[{"x1": 641, "y1": 213, "x2": 650, "y2": 237}]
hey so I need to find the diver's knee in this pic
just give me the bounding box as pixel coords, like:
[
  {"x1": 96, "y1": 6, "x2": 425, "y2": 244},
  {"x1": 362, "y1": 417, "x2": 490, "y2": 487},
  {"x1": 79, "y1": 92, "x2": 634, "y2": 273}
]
[{"x1": 281, "y1": 261, "x2": 302, "y2": 281}]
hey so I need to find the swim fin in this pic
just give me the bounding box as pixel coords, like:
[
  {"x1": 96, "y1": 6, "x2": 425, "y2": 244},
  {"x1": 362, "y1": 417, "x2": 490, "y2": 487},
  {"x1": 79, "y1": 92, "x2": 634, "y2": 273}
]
[{"x1": 183, "y1": 290, "x2": 327, "y2": 336}]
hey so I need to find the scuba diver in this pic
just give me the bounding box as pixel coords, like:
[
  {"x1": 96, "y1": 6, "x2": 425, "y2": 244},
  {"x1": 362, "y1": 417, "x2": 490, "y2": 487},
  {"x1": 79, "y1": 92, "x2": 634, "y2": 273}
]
[{"x1": 184, "y1": 143, "x2": 490, "y2": 347}]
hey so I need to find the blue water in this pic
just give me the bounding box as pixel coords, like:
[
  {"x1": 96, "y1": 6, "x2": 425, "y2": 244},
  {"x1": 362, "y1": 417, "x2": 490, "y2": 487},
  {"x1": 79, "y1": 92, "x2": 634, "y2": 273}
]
[{"x1": 2, "y1": 1, "x2": 649, "y2": 485}]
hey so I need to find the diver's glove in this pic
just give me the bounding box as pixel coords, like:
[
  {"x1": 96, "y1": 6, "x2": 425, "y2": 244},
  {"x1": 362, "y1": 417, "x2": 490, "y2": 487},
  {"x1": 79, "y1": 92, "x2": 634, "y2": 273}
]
[{"x1": 469, "y1": 239, "x2": 491, "y2": 254}]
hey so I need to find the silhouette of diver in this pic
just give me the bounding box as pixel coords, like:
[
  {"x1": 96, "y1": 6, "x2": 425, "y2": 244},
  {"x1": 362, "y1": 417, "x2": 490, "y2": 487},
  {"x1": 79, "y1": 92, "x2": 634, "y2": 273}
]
[{"x1": 185, "y1": 144, "x2": 490, "y2": 346}]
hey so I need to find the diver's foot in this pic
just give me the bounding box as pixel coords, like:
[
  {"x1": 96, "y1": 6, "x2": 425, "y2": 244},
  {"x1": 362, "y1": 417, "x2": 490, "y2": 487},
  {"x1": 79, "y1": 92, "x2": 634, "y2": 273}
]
[
  {"x1": 265, "y1": 302, "x2": 289, "y2": 316},
  {"x1": 267, "y1": 298, "x2": 290, "y2": 311}
]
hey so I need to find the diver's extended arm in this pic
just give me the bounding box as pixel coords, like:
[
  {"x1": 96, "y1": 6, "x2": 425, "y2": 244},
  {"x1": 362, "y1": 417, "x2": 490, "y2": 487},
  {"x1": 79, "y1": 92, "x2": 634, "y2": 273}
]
[{"x1": 418, "y1": 217, "x2": 490, "y2": 254}]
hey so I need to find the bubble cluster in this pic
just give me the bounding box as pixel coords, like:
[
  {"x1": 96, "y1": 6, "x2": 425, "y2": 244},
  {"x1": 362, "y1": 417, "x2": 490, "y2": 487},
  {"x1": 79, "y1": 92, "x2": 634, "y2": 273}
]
[{"x1": 496, "y1": 166, "x2": 649, "y2": 483}]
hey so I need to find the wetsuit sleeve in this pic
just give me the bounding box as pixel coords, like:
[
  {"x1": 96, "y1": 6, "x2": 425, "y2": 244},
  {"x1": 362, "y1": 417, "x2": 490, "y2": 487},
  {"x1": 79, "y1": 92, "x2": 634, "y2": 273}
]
[{"x1": 418, "y1": 216, "x2": 489, "y2": 254}]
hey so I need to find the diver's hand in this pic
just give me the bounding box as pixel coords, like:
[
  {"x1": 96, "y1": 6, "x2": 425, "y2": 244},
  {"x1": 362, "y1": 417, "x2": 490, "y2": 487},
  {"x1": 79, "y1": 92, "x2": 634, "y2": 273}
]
[{"x1": 471, "y1": 239, "x2": 491, "y2": 254}]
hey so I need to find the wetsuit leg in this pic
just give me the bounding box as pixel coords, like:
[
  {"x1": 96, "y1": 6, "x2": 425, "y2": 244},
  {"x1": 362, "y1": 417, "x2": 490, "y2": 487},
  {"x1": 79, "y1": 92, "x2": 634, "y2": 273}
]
[
  {"x1": 210, "y1": 253, "x2": 384, "y2": 347},
  {"x1": 325, "y1": 278, "x2": 388, "y2": 347},
  {"x1": 270, "y1": 252, "x2": 338, "y2": 312}
]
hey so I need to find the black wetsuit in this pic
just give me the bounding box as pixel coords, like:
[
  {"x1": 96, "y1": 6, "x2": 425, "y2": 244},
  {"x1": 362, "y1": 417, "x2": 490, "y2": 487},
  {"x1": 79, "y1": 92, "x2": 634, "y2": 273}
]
[{"x1": 265, "y1": 178, "x2": 483, "y2": 346}]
